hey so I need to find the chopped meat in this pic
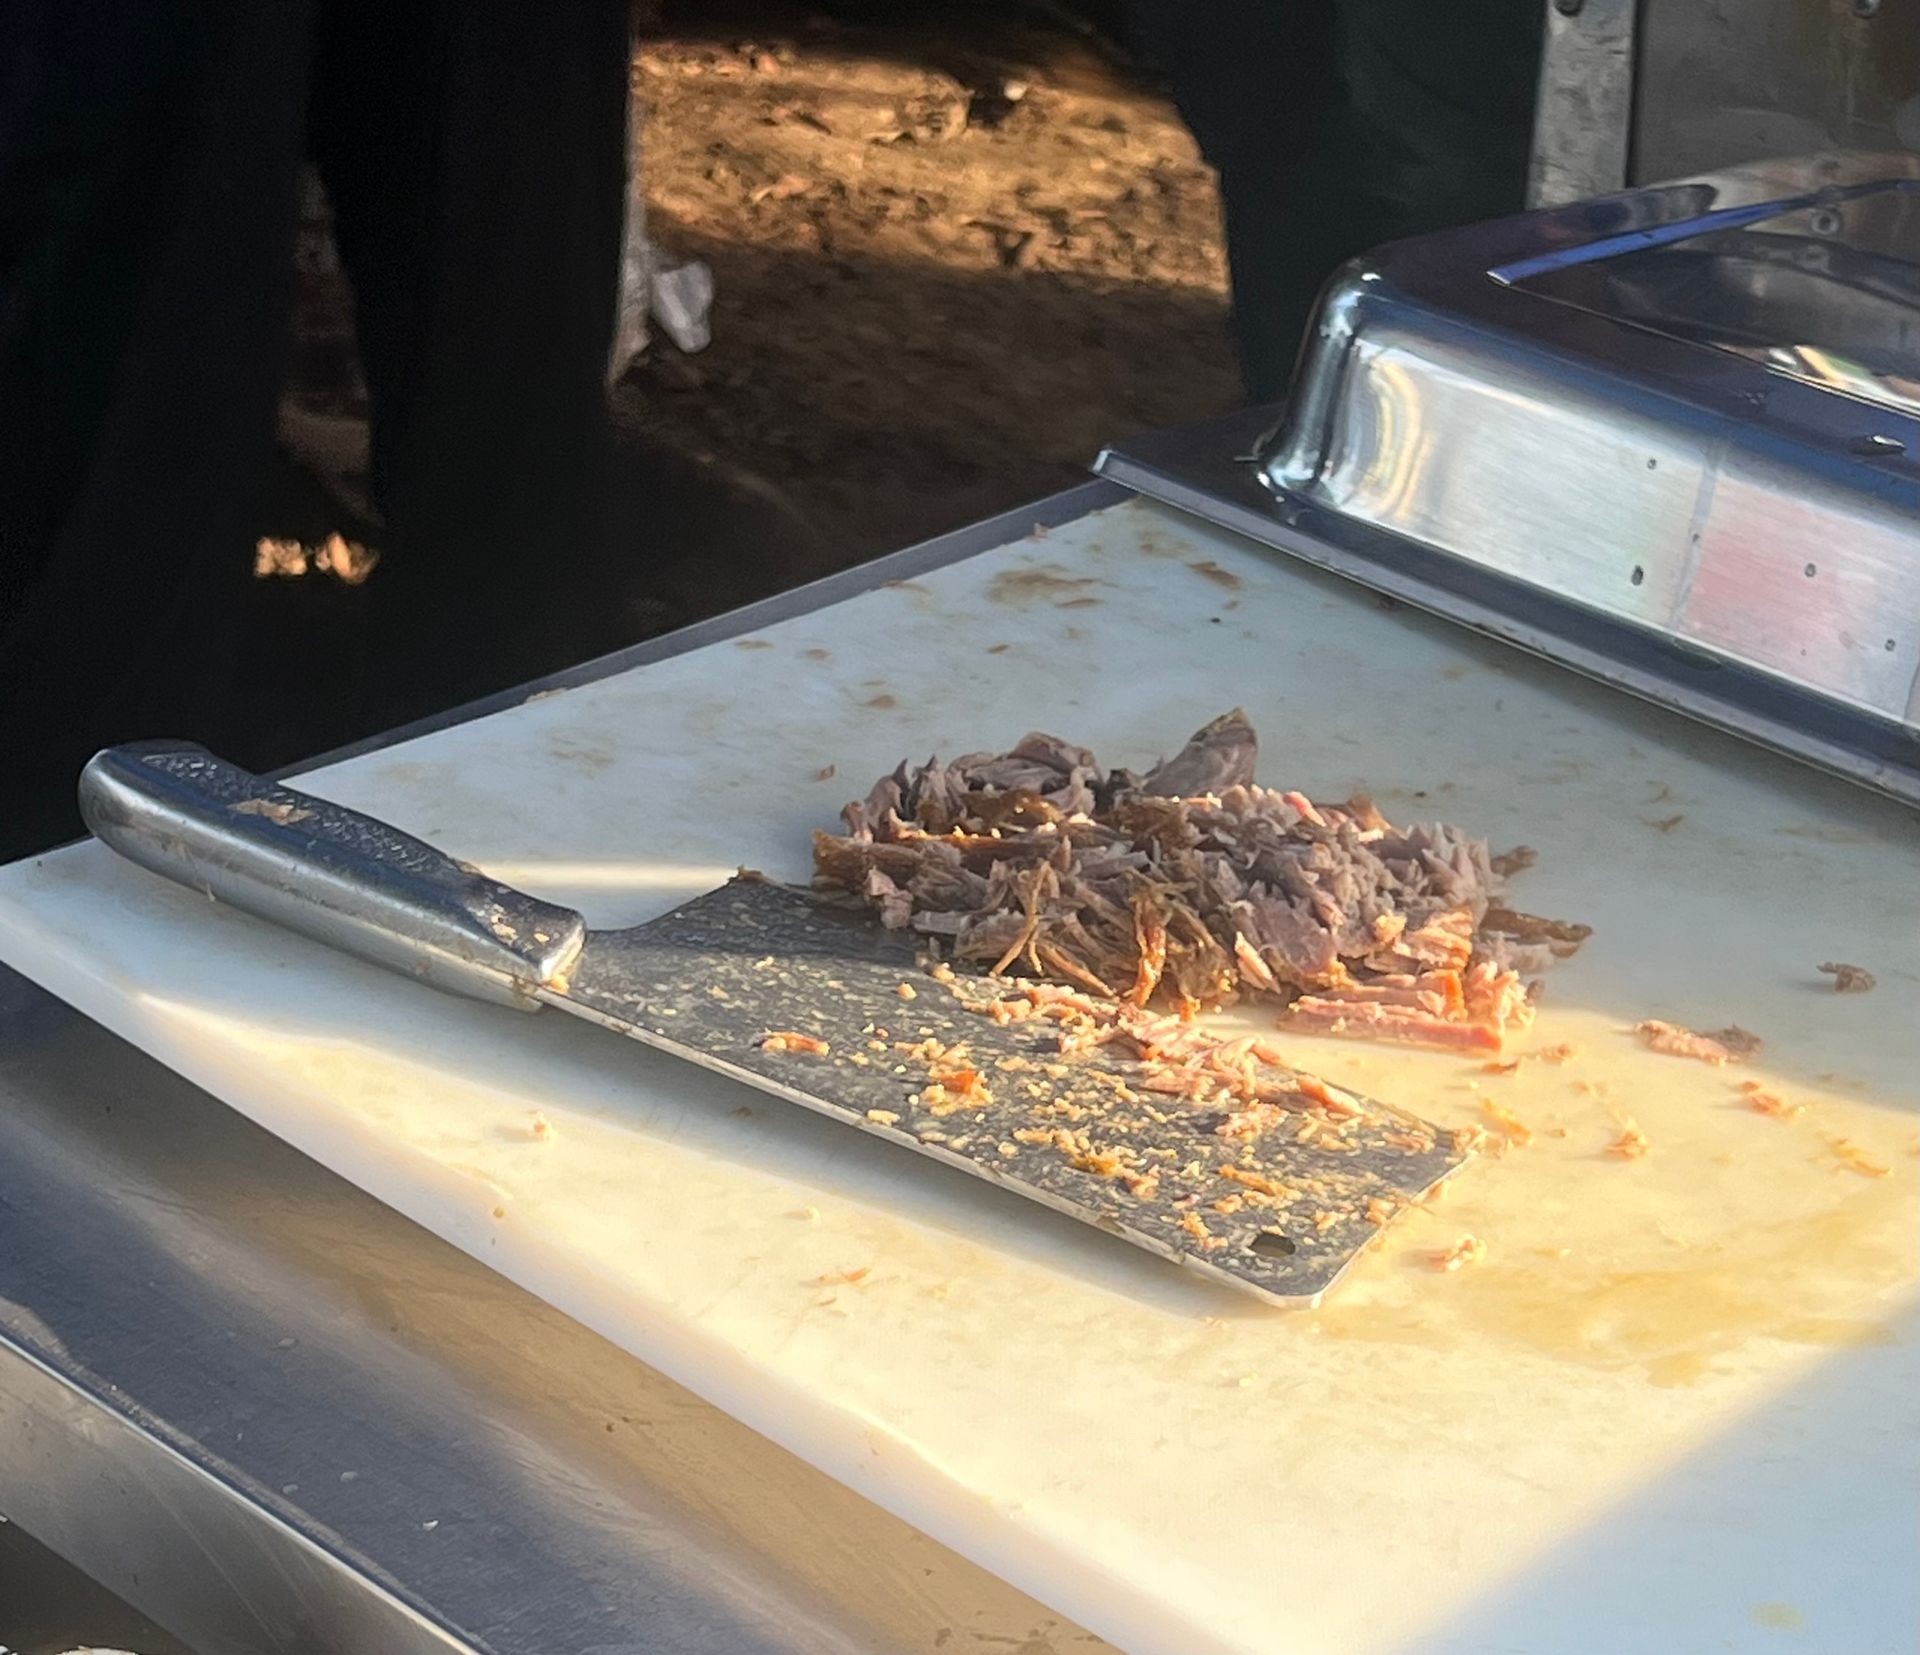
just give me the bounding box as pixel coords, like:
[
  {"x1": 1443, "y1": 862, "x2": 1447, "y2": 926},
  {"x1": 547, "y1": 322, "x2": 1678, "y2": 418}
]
[
  {"x1": 1818, "y1": 961, "x2": 1876, "y2": 994},
  {"x1": 1285, "y1": 959, "x2": 1532, "y2": 1053},
  {"x1": 1480, "y1": 1099, "x2": 1533, "y2": 1147},
  {"x1": 1179, "y1": 1209, "x2": 1226, "y2": 1251},
  {"x1": 866, "y1": 869, "x2": 914, "y2": 930},
  {"x1": 1219, "y1": 1163, "x2": 1287, "y2": 1198},
  {"x1": 1634, "y1": 1019, "x2": 1746, "y2": 1065},
  {"x1": 230, "y1": 797, "x2": 314, "y2": 827},
  {"x1": 1477, "y1": 906, "x2": 1593, "y2": 976},
  {"x1": 1827, "y1": 1137, "x2": 1890, "y2": 1178},
  {"x1": 1284, "y1": 993, "x2": 1505, "y2": 1052},
  {"x1": 1606, "y1": 1117, "x2": 1650, "y2": 1159},
  {"x1": 1705, "y1": 1025, "x2": 1764, "y2": 1060},
  {"x1": 1432, "y1": 1234, "x2": 1487, "y2": 1272},
  {"x1": 813, "y1": 711, "x2": 1584, "y2": 1053},
  {"x1": 1740, "y1": 1082, "x2": 1806, "y2": 1121},
  {"x1": 1138, "y1": 708, "x2": 1259, "y2": 798},
  {"x1": 1489, "y1": 845, "x2": 1537, "y2": 878},
  {"x1": 759, "y1": 1031, "x2": 830, "y2": 1055}
]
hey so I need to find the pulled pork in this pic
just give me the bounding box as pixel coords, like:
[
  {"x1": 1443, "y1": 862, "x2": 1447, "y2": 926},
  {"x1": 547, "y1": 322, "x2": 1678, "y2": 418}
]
[{"x1": 813, "y1": 710, "x2": 1587, "y2": 1051}]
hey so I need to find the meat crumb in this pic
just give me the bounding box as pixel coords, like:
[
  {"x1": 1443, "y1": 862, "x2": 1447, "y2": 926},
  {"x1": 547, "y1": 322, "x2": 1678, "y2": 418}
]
[
  {"x1": 1818, "y1": 961, "x2": 1876, "y2": 994},
  {"x1": 759, "y1": 1030, "x2": 830, "y2": 1055},
  {"x1": 1828, "y1": 1137, "x2": 1890, "y2": 1178},
  {"x1": 1704, "y1": 1025, "x2": 1764, "y2": 1060},
  {"x1": 1480, "y1": 1099, "x2": 1533, "y2": 1147},
  {"x1": 1535, "y1": 1042, "x2": 1581, "y2": 1064},
  {"x1": 529, "y1": 1111, "x2": 554, "y2": 1142},
  {"x1": 815, "y1": 764, "x2": 837, "y2": 782},
  {"x1": 1219, "y1": 1164, "x2": 1286, "y2": 1198},
  {"x1": 1489, "y1": 845, "x2": 1537, "y2": 878},
  {"x1": 1740, "y1": 1081, "x2": 1806, "y2": 1121},
  {"x1": 1433, "y1": 1234, "x2": 1487, "y2": 1272},
  {"x1": 1606, "y1": 1118, "x2": 1650, "y2": 1159},
  {"x1": 1634, "y1": 1019, "x2": 1748, "y2": 1065},
  {"x1": 231, "y1": 797, "x2": 314, "y2": 827}
]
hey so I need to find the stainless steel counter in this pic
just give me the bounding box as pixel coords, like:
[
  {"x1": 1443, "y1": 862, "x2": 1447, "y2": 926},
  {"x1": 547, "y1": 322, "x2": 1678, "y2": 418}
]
[{"x1": 0, "y1": 485, "x2": 1123, "y2": 1655}]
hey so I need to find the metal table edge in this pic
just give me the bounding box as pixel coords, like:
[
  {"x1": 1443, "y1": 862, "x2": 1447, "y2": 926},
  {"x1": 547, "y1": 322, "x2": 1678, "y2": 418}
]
[
  {"x1": 0, "y1": 1326, "x2": 470, "y2": 1655},
  {"x1": 0, "y1": 476, "x2": 1126, "y2": 1654}
]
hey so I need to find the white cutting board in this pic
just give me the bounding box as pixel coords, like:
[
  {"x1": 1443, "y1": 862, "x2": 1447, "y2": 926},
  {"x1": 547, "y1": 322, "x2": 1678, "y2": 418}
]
[{"x1": 3, "y1": 499, "x2": 1916, "y2": 1655}]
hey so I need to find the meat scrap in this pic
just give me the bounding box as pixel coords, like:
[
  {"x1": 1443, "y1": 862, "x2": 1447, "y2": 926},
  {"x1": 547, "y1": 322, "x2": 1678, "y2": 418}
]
[
  {"x1": 1489, "y1": 845, "x2": 1537, "y2": 879},
  {"x1": 759, "y1": 1030, "x2": 830, "y2": 1055},
  {"x1": 1706, "y1": 1025, "x2": 1764, "y2": 1060},
  {"x1": 813, "y1": 710, "x2": 1585, "y2": 1052},
  {"x1": 1740, "y1": 1081, "x2": 1806, "y2": 1121},
  {"x1": 1606, "y1": 1116, "x2": 1650, "y2": 1159},
  {"x1": 1432, "y1": 1234, "x2": 1487, "y2": 1272},
  {"x1": 1818, "y1": 961, "x2": 1876, "y2": 994},
  {"x1": 1827, "y1": 1139, "x2": 1890, "y2": 1178},
  {"x1": 1633, "y1": 1019, "x2": 1757, "y2": 1065}
]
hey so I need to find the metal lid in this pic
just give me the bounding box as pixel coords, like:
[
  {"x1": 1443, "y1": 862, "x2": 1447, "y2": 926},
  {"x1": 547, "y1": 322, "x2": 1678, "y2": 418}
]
[{"x1": 1257, "y1": 155, "x2": 1920, "y2": 797}]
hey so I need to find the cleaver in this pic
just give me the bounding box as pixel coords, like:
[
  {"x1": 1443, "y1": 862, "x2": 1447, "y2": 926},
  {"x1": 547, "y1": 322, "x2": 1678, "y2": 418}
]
[{"x1": 80, "y1": 742, "x2": 1469, "y2": 1306}]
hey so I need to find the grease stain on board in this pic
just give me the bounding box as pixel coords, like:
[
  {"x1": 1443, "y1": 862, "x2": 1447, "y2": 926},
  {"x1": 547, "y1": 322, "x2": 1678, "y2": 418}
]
[
  {"x1": 988, "y1": 567, "x2": 1105, "y2": 607},
  {"x1": 1317, "y1": 1180, "x2": 1913, "y2": 1387},
  {"x1": 547, "y1": 735, "x2": 615, "y2": 774},
  {"x1": 1188, "y1": 558, "x2": 1243, "y2": 590},
  {"x1": 1750, "y1": 1602, "x2": 1804, "y2": 1632}
]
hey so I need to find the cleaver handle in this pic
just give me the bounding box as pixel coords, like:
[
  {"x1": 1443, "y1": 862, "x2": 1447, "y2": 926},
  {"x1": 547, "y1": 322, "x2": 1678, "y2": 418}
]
[{"x1": 79, "y1": 742, "x2": 588, "y2": 1010}]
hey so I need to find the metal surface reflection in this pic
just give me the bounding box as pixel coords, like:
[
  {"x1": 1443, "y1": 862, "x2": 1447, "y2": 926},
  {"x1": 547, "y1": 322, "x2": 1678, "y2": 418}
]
[{"x1": 1258, "y1": 155, "x2": 1920, "y2": 767}]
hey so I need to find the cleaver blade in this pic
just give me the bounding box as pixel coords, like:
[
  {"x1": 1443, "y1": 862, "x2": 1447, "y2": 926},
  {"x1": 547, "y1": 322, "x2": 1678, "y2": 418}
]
[{"x1": 80, "y1": 742, "x2": 1470, "y2": 1306}]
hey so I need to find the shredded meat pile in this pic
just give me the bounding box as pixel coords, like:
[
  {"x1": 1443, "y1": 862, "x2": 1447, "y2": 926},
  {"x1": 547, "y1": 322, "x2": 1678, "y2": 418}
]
[{"x1": 813, "y1": 711, "x2": 1587, "y2": 1052}]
